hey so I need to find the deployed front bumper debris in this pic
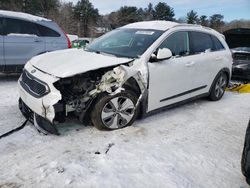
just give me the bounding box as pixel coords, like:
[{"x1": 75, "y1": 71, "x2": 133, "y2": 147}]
[{"x1": 19, "y1": 98, "x2": 60, "y2": 135}]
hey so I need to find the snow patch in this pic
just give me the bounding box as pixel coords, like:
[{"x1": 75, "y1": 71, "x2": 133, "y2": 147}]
[
  {"x1": 0, "y1": 74, "x2": 249, "y2": 187},
  {"x1": 0, "y1": 10, "x2": 50, "y2": 22},
  {"x1": 7, "y1": 33, "x2": 38, "y2": 37},
  {"x1": 122, "y1": 21, "x2": 179, "y2": 31}
]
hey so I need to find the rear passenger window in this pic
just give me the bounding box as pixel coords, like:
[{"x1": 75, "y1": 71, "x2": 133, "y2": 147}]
[
  {"x1": 5, "y1": 18, "x2": 39, "y2": 36},
  {"x1": 190, "y1": 32, "x2": 213, "y2": 54},
  {"x1": 36, "y1": 24, "x2": 60, "y2": 37},
  {"x1": 211, "y1": 35, "x2": 225, "y2": 51},
  {"x1": 159, "y1": 31, "x2": 190, "y2": 57}
]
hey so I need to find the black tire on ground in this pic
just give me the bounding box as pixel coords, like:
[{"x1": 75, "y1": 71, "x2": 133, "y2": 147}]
[
  {"x1": 209, "y1": 72, "x2": 228, "y2": 101},
  {"x1": 91, "y1": 90, "x2": 139, "y2": 130}
]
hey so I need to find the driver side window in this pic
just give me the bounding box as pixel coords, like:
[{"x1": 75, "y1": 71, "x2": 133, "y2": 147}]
[{"x1": 159, "y1": 31, "x2": 190, "y2": 57}]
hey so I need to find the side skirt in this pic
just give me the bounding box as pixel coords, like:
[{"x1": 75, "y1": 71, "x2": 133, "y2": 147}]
[
  {"x1": 160, "y1": 85, "x2": 207, "y2": 102},
  {"x1": 141, "y1": 93, "x2": 210, "y2": 118}
]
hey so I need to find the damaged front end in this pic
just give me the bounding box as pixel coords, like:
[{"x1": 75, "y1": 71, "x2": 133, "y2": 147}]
[{"x1": 18, "y1": 62, "x2": 146, "y2": 135}]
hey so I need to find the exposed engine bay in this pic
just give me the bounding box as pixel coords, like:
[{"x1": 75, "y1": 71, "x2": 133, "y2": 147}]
[
  {"x1": 53, "y1": 70, "x2": 103, "y2": 119},
  {"x1": 51, "y1": 64, "x2": 145, "y2": 126}
]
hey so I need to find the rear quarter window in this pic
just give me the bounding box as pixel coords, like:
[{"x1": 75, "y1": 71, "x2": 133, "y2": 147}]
[
  {"x1": 36, "y1": 24, "x2": 60, "y2": 37},
  {"x1": 211, "y1": 35, "x2": 225, "y2": 51},
  {"x1": 190, "y1": 31, "x2": 213, "y2": 54}
]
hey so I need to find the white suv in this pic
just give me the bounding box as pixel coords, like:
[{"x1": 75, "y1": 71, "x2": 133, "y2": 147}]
[{"x1": 18, "y1": 21, "x2": 233, "y2": 135}]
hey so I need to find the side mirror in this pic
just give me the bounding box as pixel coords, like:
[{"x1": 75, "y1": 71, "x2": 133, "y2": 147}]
[{"x1": 157, "y1": 48, "x2": 172, "y2": 60}]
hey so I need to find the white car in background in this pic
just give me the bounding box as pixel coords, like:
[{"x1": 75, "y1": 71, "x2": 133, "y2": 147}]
[{"x1": 18, "y1": 21, "x2": 233, "y2": 135}]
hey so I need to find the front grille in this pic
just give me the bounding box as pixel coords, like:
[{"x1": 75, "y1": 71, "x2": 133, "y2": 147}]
[{"x1": 20, "y1": 70, "x2": 50, "y2": 98}]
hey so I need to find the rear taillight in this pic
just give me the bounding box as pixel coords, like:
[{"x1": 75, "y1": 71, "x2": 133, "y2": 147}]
[
  {"x1": 63, "y1": 32, "x2": 71, "y2": 48},
  {"x1": 57, "y1": 24, "x2": 71, "y2": 48},
  {"x1": 65, "y1": 34, "x2": 72, "y2": 48}
]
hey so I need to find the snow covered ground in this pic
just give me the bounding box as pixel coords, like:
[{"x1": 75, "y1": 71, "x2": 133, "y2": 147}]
[{"x1": 0, "y1": 74, "x2": 249, "y2": 188}]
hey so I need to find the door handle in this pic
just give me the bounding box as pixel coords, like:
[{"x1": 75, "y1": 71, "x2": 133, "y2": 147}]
[{"x1": 185, "y1": 61, "x2": 195, "y2": 67}]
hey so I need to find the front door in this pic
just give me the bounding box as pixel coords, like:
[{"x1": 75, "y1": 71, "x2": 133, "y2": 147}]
[{"x1": 147, "y1": 31, "x2": 197, "y2": 111}]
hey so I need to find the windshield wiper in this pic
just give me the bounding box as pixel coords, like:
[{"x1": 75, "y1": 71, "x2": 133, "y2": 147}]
[
  {"x1": 95, "y1": 51, "x2": 118, "y2": 57},
  {"x1": 85, "y1": 49, "x2": 118, "y2": 57},
  {"x1": 85, "y1": 49, "x2": 136, "y2": 59}
]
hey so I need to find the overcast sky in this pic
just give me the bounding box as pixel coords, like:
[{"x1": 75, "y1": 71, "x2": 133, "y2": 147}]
[{"x1": 65, "y1": 0, "x2": 250, "y2": 21}]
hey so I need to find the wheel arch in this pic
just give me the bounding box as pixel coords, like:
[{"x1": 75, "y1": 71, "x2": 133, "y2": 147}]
[
  {"x1": 221, "y1": 67, "x2": 231, "y2": 83},
  {"x1": 209, "y1": 67, "x2": 231, "y2": 94},
  {"x1": 123, "y1": 77, "x2": 142, "y2": 97}
]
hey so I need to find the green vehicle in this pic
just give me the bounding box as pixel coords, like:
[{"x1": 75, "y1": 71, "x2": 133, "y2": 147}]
[{"x1": 71, "y1": 39, "x2": 90, "y2": 48}]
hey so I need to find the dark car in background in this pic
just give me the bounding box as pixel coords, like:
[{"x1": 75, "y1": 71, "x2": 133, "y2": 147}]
[
  {"x1": 231, "y1": 47, "x2": 250, "y2": 82},
  {"x1": 224, "y1": 28, "x2": 250, "y2": 82},
  {"x1": 0, "y1": 10, "x2": 71, "y2": 73}
]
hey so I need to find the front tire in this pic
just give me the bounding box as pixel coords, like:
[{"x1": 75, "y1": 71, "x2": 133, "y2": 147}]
[
  {"x1": 91, "y1": 91, "x2": 138, "y2": 130},
  {"x1": 209, "y1": 72, "x2": 228, "y2": 101}
]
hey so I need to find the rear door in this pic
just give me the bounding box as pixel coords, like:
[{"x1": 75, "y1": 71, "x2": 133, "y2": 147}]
[
  {"x1": 3, "y1": 18, "x2": 45, "y2": 70},
  {"x1": 0, "y1": 17, "x2": 4, "y2": 71},
  {"x1": 187, "y1": 31, "x2": 217, "y2": 95},
  {"x1": 188, "y1": 31, "x2": 227, "y2": 96}
]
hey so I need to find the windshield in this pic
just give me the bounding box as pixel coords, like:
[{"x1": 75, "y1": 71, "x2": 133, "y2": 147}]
[{"x1": 86, "y1": 29, "x2": 163, "y2": 58}]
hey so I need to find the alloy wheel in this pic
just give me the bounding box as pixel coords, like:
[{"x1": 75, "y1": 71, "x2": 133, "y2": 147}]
[
  {"x1": 215, "y1": 75, "x2": 227, "y2": 98},
  {"x1": 101, "y1": 96, "x2": 135, "y2": 129}
]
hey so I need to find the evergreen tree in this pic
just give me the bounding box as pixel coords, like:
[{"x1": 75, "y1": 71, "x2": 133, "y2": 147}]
[
  {"x1": 153, "y1": 2, "x2": 175, "y2": 21},
  {"x1": 55, "y1": 2, "x2": 77, "y2": 35},
  {"x1": 209, "y1": 14, "x2": 225, "y2": 31},
  {"x1": 144, "y1": 3, "x2": 154, "y2": 21},
  {"x1": 186, "y1": 10, "x2": 198, "y2": 24},
  {"x1": 0, "y1": 0, "x2": 22, "y2": 11},
  {"x1": 137, "y1": 8, "x2": 145, "y2": 21},
  {"x1": 74, "y1": 0, "x2": 99, "y2": 37},
  {"x1": 116, "y1": 6, "x2": 140, "y2": 26},
  {"x1": 24, "y1": 0, "x2": 60, "y2": 17},
  {"x1": 199, "y1": 15, "x2": 209, "y2": 26}
]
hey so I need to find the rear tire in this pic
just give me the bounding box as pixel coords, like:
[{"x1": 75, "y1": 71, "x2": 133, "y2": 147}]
[
  {"x1": 209, "y1": 72, "x2": 228, "y2": 101},
  {"x1": 91, "y1": 90, "x2": 138, "y2": 130}
]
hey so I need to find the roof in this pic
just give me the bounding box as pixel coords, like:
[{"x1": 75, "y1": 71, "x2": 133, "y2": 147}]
[
  {"x1": 0, "y1": 10, "x2": 50, "y2": 22},
  {"x1": 121, "y1": 21, "x2": 179, "y2": 31}
]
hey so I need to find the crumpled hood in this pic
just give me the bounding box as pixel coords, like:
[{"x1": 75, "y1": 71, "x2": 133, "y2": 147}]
[{"x1": 30, "y1": 48, "x2": 133, "y2": 78}]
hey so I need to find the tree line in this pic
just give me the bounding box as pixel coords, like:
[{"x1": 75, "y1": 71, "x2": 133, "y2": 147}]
[{"x1": 0, "y1": 0, "x2": 249, "y2": 37}]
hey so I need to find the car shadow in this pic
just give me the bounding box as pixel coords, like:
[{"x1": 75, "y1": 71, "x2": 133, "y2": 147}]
[
  {"x1": 55, "y1": 117, "x2": 90, "y2": 136},
  {"x1": 0, "y1": 73, "x2": 21, "y2": 82}
]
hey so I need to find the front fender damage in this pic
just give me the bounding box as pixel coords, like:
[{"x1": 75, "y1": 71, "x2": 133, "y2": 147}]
[
  {"x1": 32, "y1": 64, "x2": 146, "y2": 135},
  {"x1": 89, "y1": 65, "x2": 146, "y2": 96}
]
